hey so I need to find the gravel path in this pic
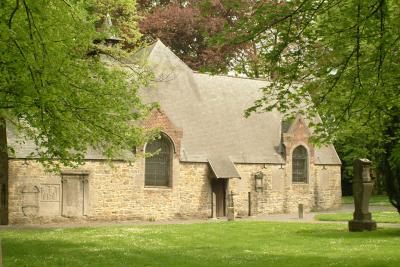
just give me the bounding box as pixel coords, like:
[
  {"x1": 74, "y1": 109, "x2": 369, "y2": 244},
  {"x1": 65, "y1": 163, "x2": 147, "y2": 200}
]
[
  {"x1": 246, "y1": 204, "x2": 400, "y2": 228},
  {"x1": 1, "y1": 204, "x2": 398, "y2": 230},
  {"x1": 333, "y1": 203, "x2": 396, "y2": 212}
]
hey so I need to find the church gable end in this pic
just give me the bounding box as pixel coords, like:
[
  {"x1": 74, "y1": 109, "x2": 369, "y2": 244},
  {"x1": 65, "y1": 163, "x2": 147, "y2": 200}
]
[{"x1": 282, "y1": 115, "x2": 315, "y2": 164}]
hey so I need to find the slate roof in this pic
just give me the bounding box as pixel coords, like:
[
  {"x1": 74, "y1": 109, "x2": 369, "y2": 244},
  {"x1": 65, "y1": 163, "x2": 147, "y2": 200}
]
[
  {"x1": 138, "y1": 40, "x2": 341, "y2": 165},
  {"x1": 7, "y1": 40, "x2": 341, "y2": 166}
]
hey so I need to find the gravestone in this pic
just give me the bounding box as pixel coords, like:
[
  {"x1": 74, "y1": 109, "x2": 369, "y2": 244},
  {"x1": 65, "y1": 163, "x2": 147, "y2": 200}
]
[
  {"x1": 21, "y1": 185, "x2": 39, "y2": 216},
  {"x1": 61, "y1": 174, "x2": 88, "y2": 217},
  {"x1": 348, "y1": 159, "x2": 377, "y2": 231}
]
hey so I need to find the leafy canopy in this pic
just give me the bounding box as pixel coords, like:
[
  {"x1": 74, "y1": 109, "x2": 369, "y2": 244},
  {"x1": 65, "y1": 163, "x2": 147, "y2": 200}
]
[
  {"x1": 138, "y1": 0, "x2": 261, "y2": 73},
  {"x1": 92, "y1": 0, "x2": 142, "y2": 50},
  {"x1": 0, "y1": 0, "x2": 155, "y2": 169},
  {"x1": 220, "y1": 0, "x2": 400, "y2": 209}
]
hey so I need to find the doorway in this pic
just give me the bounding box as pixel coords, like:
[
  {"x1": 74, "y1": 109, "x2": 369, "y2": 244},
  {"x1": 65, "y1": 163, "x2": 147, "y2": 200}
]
[{"x1": 212, "y1": 179, "x2": 227, "y2": 217}]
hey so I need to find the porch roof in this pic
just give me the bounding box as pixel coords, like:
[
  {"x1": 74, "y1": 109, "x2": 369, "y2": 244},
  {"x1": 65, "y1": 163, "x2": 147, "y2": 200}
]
[{"x1": 208, "y1": 157, "x2": 241, "y2": 179}]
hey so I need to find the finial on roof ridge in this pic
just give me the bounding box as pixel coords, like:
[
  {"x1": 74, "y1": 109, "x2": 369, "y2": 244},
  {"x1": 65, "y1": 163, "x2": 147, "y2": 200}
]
[{"x1": 103, "y1": 13, "x2": 122, "y2": 46}]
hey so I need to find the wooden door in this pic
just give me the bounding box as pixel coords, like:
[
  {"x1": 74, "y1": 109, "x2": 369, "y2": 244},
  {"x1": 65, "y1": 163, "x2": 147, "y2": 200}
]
[
  {"x1": 212, "y1": 179, "x2": 226, "y2": 217},
  {"x1": 62, "y1": 176, "x2": 85, "y2": 217}
]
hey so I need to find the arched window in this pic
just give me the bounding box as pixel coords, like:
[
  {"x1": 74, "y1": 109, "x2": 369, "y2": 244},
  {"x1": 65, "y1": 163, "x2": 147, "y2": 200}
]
[
  {"x1": 145, "y1": 134, "x2": 173, "y2": 186},
  {"x1": 292, "y1": 145, "x2": 308, "y2": 183}
]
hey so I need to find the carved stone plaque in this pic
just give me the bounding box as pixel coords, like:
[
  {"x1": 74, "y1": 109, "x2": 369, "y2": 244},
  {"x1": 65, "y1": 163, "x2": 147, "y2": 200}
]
[
  {"x1": 39, "y1": 184, "x2": 61, "y2": 216},
  {"x1": 40, "y1": 184, "x2": 60, "y2": 202}
]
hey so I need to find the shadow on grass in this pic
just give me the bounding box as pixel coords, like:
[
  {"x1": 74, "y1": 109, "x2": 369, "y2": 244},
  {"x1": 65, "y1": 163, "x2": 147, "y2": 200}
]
[
  {"x1": 2, "y1": 235, "x2": 399, "y2": 267},
  {"x1": 294, "y1": 227, "x2": 400, "y2": 239},
  {"x1": 2, "y1": 222, "x2": 400, "y2": 266}
]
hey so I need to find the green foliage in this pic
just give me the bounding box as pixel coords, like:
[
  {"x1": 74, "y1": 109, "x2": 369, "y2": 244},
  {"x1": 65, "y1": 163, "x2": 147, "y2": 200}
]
[
  {"x1": 0, "y1": 0, "x2": 155, "y2": 169},
  {"x1": 3, "y1": 222, "x2": 400, "y2": 266},
  {"x1": 219, "y1": 0, "x2": 400, "y2": 210},
  {"x1": 91, "y1": 0, "x2": 142, "y2": 50},
  {"x1": 137, "y1": 0, "x2": 262, "y2": 73}
]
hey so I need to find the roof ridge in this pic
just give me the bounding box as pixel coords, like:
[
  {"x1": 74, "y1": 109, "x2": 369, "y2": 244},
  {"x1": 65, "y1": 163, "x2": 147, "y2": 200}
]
[
  {"x1": 192, "y1": 71, "x2": 270, "y2": 82},
  {"x1": 152, "y1": 39, "x2": 193, "y2": 72},
  {"x1": 128, "y1": 40, "x2": 158, "y2": 62}
]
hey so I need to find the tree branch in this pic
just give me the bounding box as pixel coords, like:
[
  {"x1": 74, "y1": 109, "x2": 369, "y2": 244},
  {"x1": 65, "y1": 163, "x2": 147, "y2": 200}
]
[{"x1": 8, "y1": 0, "x2": 20, "y2": 29}]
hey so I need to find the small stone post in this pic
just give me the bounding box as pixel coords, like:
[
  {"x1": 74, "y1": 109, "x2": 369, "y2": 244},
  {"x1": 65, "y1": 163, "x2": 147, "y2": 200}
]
[
  {"x1": 348, "y1": 159, "x2": 377, "y2": 231},
  {"x1": 211, "y1": 192, "x2": 217, "y2": 219},
  {"x1": 227, "y1": 191, "x2": 235, "y2": 221},
  {"x1": 298, "y1": 204, "x2": 304, "y2": 219},
  {"x1": 248, "y1": 192, "x2": 252, "y2": 217}
]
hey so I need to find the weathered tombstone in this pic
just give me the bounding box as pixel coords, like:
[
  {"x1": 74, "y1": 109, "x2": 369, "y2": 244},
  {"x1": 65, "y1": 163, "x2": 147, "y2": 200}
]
[
  {"x1": 21, "y1": 185, "x2": 39, "y2": 216},
  {"x1": 227, "y1": 191, "x2": 235, "y2": 221},
  {"x1": 61, "y1": 173, "x2": 89, "y2": 218},
  {"x1": 348, "y1": 159, "x2": 377, "y2": 231}
]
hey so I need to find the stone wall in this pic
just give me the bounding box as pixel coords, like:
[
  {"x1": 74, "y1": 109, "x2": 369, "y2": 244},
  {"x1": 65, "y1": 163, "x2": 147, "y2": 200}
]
[
  {"x1": 8, "y1": 159, "x2": 211, "y2": 224},
  {"x1": 229, "y1": 163, "x2": 341, "y2": 216},
  {"x1": 8, "y1": 158, "x2": 341, "y2": 225}
]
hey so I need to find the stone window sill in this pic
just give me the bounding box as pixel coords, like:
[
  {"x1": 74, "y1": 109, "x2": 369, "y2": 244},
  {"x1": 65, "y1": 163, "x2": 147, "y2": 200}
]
[
  {"x1": 144, "y1": 186, "x2": 172, "y2": 190},
  {"x1": 292, "y1": 182, "x2": 309, "y2": 185}
]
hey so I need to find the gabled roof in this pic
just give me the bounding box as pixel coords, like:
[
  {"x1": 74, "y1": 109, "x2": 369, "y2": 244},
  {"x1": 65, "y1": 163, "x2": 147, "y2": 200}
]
[
  {"x1": 7, "y1": 40, "x2": 341, "y2": 165},
  {"x1": 139, "y1": 40, "x2": 341, "y2": 165}
]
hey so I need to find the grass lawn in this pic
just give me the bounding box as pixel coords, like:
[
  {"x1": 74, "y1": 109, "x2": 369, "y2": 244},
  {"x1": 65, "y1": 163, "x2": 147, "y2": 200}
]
[
  {"x1": 316, "y1": 211, "x2": 400, "y2": 224},
  {"x1": 1, "y1": 222, "x2": 400, "y2": 267},
  {"x1": 342, "y1": 195, "x2": 391, "y2": 205}
]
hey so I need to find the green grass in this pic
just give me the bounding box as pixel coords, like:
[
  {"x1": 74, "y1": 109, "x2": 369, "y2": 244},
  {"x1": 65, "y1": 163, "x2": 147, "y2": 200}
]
[
  {"x1": 1, "y1": 222, "x2": 400, "y2": 266},
  {"x1": 342, "y1": 195, "x2": 391, "y2": 205},
  {"x1": 316, "y1": 211, "x2": 400, "y2": 224}
]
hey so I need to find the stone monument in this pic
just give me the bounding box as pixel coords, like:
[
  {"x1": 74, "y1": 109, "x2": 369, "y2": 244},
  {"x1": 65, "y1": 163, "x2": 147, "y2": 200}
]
[{"x1": 348, "y1": 159, "x2": 377, "y2": 231}]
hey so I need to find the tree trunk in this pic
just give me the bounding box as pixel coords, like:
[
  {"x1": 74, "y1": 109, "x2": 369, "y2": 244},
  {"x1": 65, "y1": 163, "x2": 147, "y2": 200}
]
[
  {"x1": 381, "y1": 114, "x2": 400, "y2": 213},
  {"x1": 0, "y1": 117, "x2": 8, "y2": 225}
]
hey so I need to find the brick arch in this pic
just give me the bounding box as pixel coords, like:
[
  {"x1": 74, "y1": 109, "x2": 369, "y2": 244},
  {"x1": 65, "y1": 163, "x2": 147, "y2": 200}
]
[
  {"x1": 143, "y1": 108, "x2": 183, "y2": 158},
  {"x1": 282, "y1": 115, "x2": 315, "y2": 164}
]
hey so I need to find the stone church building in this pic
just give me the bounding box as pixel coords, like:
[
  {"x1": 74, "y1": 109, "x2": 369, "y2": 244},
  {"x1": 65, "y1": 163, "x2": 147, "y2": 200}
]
[{"x1": 1, "y1": 41, "x2": 341, "y2": 225}]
